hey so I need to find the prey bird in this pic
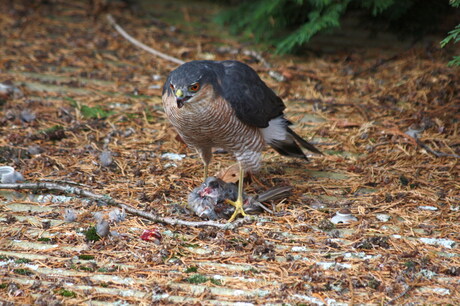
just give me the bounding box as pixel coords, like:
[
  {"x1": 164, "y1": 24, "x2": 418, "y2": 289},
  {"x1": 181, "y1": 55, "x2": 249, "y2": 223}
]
[
  {"x1": 187, "y1": 176, "x2": 293, "y2": 220},
  {"x1": 162, "y1": 60, "x2": 321, "y2": 222}
]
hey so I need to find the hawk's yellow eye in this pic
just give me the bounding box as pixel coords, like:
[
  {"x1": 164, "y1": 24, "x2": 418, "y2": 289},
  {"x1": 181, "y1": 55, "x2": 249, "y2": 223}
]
[{"x1": 189, "y1": 83, "x2": 200, "y2": 92}]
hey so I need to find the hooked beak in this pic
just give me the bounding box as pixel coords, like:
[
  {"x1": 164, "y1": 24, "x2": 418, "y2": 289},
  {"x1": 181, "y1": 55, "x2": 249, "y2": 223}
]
[{"x1": 175, "y1": 89, "x2": 190, "y2": 108}]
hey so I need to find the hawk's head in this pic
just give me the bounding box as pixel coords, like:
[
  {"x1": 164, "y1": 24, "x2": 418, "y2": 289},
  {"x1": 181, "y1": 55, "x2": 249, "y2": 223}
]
[{"x1": 165, "y1": 61, "x2": 222, "y2": 108}]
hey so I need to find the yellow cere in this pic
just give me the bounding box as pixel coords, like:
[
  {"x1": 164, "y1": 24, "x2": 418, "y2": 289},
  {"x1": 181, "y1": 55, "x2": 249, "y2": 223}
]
[{"x1": 175, "y1": 89, "x2": 183, "y2": 98}]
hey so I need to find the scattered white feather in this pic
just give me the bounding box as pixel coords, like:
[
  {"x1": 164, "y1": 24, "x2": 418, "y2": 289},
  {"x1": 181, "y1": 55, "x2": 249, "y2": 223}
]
[
  {"x1": 64, "y1": 208, "x2": 77, "y2": 222},
  {"x1": 109, "y1": 208, "x2": 126, "y2": 223},
  {"x1": 161, "y1": 152, "x2": 186, "y2": 161},
  {"x1": 99, "y1": 150, "x2": 113, "y2": 167},
  {"x1": 96, "y1": 219, "x2": 110, "y2": 237}
]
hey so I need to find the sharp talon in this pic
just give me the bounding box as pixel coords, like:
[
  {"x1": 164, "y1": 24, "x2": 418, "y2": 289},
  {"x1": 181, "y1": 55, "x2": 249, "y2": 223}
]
[{"x1": 225, "y1": 199, "x2": 247, "y2": 222}]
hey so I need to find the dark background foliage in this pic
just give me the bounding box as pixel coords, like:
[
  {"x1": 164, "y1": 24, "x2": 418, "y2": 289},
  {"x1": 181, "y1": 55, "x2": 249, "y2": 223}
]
[{"x1": 215, "y1": 0, "x2": 459, "y2": 63}]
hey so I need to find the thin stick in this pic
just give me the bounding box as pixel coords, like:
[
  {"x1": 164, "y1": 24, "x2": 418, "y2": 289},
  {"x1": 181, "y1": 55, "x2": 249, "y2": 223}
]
[
  {"x1": 353, "y1": 54, "x2": 400, "y2": 78},
  {"x1": 242, "y1": 49, "x2": 285, "y2": 82},
  {"x1": 385, "y1": 283, "x2": 412, "y2": 305},
  {"x1": 416, "y1": 138, "x2": 460, "y2": 159},
  {"x1": 0, "y1": 182, "x2": 250, "y2": 229},
  {"x1": 106, "y1": 14, "x2": 185, "y2": 65},
  {"x1": 347, "y1": 274, "x2": 355, "y2": 306}
]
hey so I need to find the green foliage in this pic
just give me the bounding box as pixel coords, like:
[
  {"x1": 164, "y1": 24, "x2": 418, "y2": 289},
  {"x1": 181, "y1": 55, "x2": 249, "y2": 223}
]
[
  {"x1": 184, "y1": 266, "x2": 198, "y2": 273},
  {"x1": 441, "y1": 24, "x2": 460, "y2": 66},
  {"x1": 65, "y1": 97, "x2": 78, "y2": 106},
  {"x1": 210, "y1": 278, "x2": 223, "y2": 286},
  {"x1": 446, "y1": 56, "x2": 460, "y2": 67},
  {"x1": 216, "y1": 0, "x2": 353, "y2": 54},
  {"x1": 360, "y1": 0, "x2": 395, "y2": 15},
  {"x1": 98, "y1": 267, "x2": 108, "y2": 272},
  {"x1": 41, "y1": 125, "x2": 64, "y2": 134},
  {"x1": 80, "y1": 105, "x2": 114, "y2": 119},
  {"x1": 79, "y1": 266, "x2": 94, "y2": 272},
  {"x1": 450, "y1": 0, "x2": 460, "y2": 8},
  {"x1": 185, "y1": 274, "x2": 208, "y2": 284},
  {"x1": 216, "y1": 0, "x2": 456, "y2": 54},
  {"x1": 14, "y1": 258, "x2": 31, "y2": 264},
  {"x1": 83, "y1": 226, "x2": 101, "y2": 242},
  {"x1": 185, "y1": 274, "x2": 222, "y2": 285},
  {"x1": 57, "y1": 289, "x2": 77, "y2": 298},
  {"x1": 78, "y1": 254, "x2": 95, "y2": 260},
  {"x1": 276, "y1": 1, "x2": 350, "y2": 54},
  {"x1": 439, "y1": 1, "x2": 460, "y2": 66},
  {"x1": 13, "y1": 268, "x2": 34, "y2": 276},
  {"x1": 404, "y1": 260, "x2": 417, "y2": 270},
  {"x1": 66, "y1": 96, "x2": 114, "y2": 119}
]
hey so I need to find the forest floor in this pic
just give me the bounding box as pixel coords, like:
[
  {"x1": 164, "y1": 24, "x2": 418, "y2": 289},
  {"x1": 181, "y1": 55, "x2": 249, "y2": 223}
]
[{"x1": 0, "y1": 0, "x2": 459, "y2": 305}]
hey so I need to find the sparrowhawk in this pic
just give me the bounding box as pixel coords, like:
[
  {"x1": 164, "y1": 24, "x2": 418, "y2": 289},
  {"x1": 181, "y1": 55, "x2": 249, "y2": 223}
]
[{"x1": 162, "y1": 60, "x2": 321, "y2": 222}]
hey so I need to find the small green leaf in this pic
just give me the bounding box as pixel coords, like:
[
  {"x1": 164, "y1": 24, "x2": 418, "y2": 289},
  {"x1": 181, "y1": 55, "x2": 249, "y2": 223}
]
[
  {"x1": 210, "y1": 278, "x2": 222, "y2": 285},
  {"x1": 14, "y1": 268, "x2": 34, "y2": 276},
  {"x1": 83, "y1": 226, "x2": 101, "y2": 242},
  {"x1": 78, "y1": 255, "x2": 95, "y2": 260},
  {"x1": 185, "y1": 274, "x2": 209, "y2": 284},
  {"x1": 80, "y1": 105, "x2": 114, "y2": 119},
  {"x1": 184, "y1": 266, "x2": 198, "y2": 273},
  {"x1": 58, "y1": 289, "x2": 76, "y2": 298},
  {"x1": 185, "y1": 274, "x2": 222, "y2": 285},
  {"x1": 447, "y1": 55, "x2": 460, "y2": 67},
  {"x1": 79, "y1": 266, "x2": 94, "y2": 272},
  {"x1": 64, "y1": 97, "x2": 78, "y2": 107},
  {"x1": 41, "y1": 125, "x2": 64, "y2": 134}
]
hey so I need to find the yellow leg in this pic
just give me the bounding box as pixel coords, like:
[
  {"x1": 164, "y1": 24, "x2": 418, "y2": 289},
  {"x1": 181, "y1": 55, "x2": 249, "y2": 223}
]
[
  {"x1": 203, "y1": 164, "x2": 208, "y2": 180},
  {"x1": 225, "y1": 164, "x2": 247, "y2": 222}
]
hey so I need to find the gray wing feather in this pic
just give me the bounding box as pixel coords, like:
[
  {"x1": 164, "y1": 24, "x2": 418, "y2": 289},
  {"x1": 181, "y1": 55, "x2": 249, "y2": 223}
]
[{"x1": 219, "y1": 61, "x2": 285, "y2": 128}]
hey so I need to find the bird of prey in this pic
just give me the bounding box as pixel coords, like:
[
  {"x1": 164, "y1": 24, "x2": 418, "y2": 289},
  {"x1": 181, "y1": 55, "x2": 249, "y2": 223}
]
[{"x1": 162, "y1": 60, "x2": 321, "y2": 222}]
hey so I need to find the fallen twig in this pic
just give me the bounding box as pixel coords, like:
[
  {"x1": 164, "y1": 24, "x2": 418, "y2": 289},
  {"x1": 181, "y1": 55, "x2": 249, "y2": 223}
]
[
  {"x1": 38, "y1": 179, "x2": 92, "y2": 188},
  {"x1": 416, "y1": 138, "x2": 460, "y2": 158},
  {"x1": 242, "y1": 49, "x2": 285, "y2": 82},
  {"x1": 0, "y1": 182, "x2": 251, "y2": 229},
  {"x1": 106, "y1": 14, "x2": 185, "y2": 65},
  {"x1": 365, "y1": 141, "x2": 391, "y2": 153},
  {"x1": 347, "y1": 274, "x2": 355, "y2": 306},
  {"x1": 353, "y1": 54, "x2": 400, "y2": 78},
  {"x1": 106, "y1": 14, "x2": 286, "y2": 82},
  {"x1": 385, "y1": 283, "x2": 413, "y2": 305}
]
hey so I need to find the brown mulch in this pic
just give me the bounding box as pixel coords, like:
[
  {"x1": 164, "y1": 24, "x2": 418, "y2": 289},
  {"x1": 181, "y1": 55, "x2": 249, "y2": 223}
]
[{"x1": 0, "y1": 0, "x2": 459, "y2": 304}]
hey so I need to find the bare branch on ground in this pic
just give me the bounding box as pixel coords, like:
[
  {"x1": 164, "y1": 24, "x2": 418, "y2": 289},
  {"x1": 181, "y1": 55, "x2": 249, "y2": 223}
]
[
  {"x1": 106, "y1": 14, "x2": 185, "y2": 65},
  {"x1": 0, "y1": 182, "x2": 251, "y2": 230},
  {"x1": 416, "y1": 138, "x2": 460, "y2": 158}
]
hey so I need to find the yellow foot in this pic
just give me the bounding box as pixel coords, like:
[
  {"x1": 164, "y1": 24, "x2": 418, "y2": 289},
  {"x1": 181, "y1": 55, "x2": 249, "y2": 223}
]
[{"x1": 225, "y1": 199, "x2": 247, "y2": 222}]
